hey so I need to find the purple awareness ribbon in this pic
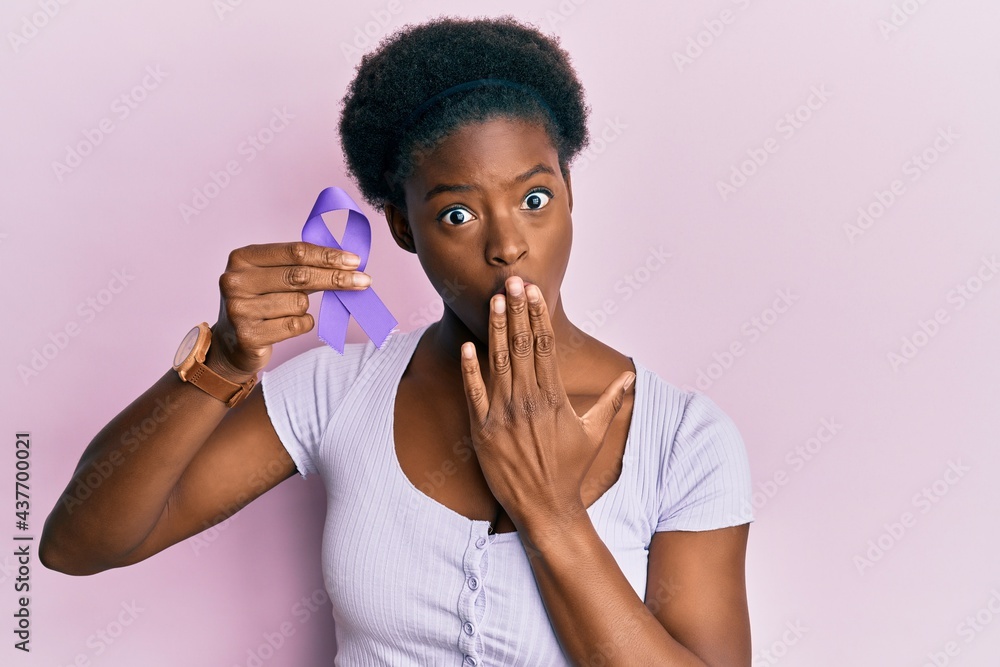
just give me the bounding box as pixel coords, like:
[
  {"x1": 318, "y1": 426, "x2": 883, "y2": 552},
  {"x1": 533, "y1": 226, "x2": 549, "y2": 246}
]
[{"x1": 301, "y1": 187, "x2": 398, "y2": 354}]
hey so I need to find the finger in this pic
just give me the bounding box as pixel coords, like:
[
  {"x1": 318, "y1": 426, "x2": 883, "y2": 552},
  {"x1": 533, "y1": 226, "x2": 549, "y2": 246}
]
[
  {"x1": 580, "y1": 372, "x2": 635, "y2": 448},
  {"x1": 460, "y1": 341, "x2": 490, "y2": 427},
  {"x1": 220, "y1": 265, "x2": 371, "y2": 298},
  {"x1": 223, "y1": 314, "x2": 316, "y2": 352},
  {"x1": 226, "y1": 292, "x2": 311, "y2": 322},
  {"x1": 228, "y1": 242, "x2": 362, "y2": 271},
  {"x1": 505, "y1": 276, "x2": 537, "y2": 396},
  {"x1": 525, "y1": 283, "x2": 563, "y2": 403},
  {"x1": 489, "y1": 293, "x2": 513, "y2": 404}
]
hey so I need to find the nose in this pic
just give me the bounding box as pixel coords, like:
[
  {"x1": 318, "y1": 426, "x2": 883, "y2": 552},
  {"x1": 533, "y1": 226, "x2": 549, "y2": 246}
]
[{"x1": 485, "y1": 209, "x2": 528, "y2": 266}]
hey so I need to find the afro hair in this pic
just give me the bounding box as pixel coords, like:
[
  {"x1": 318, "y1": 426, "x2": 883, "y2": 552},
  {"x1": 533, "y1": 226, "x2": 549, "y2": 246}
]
[{"x1": 338, "y1": 16, "x2": 590, "y2": 210}]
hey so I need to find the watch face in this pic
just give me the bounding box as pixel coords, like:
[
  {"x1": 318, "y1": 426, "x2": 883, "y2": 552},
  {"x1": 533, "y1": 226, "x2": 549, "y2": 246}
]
[{"x1": 173, "y1": 326, "x2": 201, "y2": 368}]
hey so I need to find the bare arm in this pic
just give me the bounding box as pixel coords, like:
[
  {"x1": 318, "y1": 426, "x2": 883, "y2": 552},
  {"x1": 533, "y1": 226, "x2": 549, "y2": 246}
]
[
  {"x1": 39, "y1": 242, "x2": 370, "y2": 575},
  {"x1": 522, "y1": 511, "x2": 751, "y2": 667},
  {"x1": 521, "y1": 517, "x2": 750, "y2": 666}
]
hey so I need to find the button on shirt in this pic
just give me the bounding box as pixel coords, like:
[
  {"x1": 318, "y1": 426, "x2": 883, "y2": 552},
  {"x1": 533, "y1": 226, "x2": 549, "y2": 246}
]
[{"x1": 260, "y1": 323, "x2": 754, "y2": 665}]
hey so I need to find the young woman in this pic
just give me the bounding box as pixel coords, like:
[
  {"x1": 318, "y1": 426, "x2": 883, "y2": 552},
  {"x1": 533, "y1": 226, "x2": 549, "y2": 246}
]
[{"x1": 41, "y1": 16, "x2": 754, "y2": 666}]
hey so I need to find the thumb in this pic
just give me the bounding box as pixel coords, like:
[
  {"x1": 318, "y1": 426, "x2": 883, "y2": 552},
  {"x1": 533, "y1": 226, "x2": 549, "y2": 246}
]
[{"x1": 581, "y1": 372, "x2": 635, "y2": 446}]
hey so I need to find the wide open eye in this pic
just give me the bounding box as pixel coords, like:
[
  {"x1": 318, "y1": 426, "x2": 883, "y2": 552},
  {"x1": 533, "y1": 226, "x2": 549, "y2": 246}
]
[
  {"x1": 437, "y1": 206, "x2": 477, "y2": 226},
  {"x1": 521, "y1": 188, "x2": 553, "y2": 211}
]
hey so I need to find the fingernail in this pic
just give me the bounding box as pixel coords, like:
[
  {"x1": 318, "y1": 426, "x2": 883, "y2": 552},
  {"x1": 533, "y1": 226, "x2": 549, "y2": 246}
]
[
  {"x1": 508, "y1": 277, "x2": 523, "y2": 297},
  {"x1": 623, "y1": 373, "x2": 635, "y2": 391},
  {"x1": 493, "y1": 295, "x2": 505, "y2": 313},
  {"x1": 352, "y1": 272, "x2": 371, "y2": 287},
  {"x1": 526, "y1": 284, "x2": 540, "y2": 303}
]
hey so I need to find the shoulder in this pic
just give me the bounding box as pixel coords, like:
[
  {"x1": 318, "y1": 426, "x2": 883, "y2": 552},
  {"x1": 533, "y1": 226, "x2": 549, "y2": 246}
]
[
  {"x1": 635, "y1": 363, "x2": 746, "y2": 465},
  {"x1": 257, "y1": 328, "x2": 415, "y2": 479},
  {"x1": 634, "y1": 362, "x2": 754, "y2": 531},
  {"x1": 631, "y1": 361, "x2": 690, "y2": 438}
]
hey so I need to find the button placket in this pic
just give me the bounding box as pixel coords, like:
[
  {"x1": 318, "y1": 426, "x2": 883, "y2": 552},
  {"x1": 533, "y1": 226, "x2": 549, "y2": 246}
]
[{"x1": 457, "y1": 522, "x2": 490, "y2": 662}]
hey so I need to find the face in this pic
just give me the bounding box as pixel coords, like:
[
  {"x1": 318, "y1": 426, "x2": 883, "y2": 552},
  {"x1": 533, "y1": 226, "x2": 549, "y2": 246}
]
[{"x1": 384, "y1": 116, "x2": 574, "y2": 346}]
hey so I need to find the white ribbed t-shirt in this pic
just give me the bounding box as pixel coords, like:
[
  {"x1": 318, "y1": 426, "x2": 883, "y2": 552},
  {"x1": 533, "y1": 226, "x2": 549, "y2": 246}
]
[{"x1": 260, "y1": 322, "x2": 754, "y2": 666}]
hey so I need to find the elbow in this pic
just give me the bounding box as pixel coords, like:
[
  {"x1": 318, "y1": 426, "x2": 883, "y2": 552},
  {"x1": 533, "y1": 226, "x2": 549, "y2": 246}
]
[
  {"x1": 39, "y1": 535, "x2": 94, "y2": 576},
  {"x1": 39, "y1": 540, "x2": 110, "y2": 577},
  {"x1": 39, "y1": 519, "x2": 113, "y2": 577},
  {"x1": 38, "y1": 540, "x2": 72, "y2": 575}
]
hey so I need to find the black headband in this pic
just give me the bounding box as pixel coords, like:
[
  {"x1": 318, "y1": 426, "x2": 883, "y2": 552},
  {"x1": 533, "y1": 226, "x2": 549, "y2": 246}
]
[{"x1": 384, "y1": 78, "x2": 556, "y2": 177}]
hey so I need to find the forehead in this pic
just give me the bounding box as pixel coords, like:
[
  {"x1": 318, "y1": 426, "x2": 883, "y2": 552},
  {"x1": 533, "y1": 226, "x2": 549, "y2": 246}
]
[{"x1": 408, "y1": 117, "x2": 560, "y2": 191}]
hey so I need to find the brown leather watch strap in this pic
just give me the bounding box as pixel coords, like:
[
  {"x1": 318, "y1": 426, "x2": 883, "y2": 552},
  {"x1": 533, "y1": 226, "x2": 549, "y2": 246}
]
[
  {"x1": 174, "y1": 322, "x2": 258, "y2": 408},
  {"x1": 187, "y1": 363, "x2": 258, "y2": 408}
]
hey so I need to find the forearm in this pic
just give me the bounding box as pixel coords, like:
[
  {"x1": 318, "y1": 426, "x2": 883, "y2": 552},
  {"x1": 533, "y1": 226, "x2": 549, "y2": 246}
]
[
  {"x1": 520, "y1": 508, "x2": 708, "y2": 667},
  {"x1": 40, "y1": 344, "x2": 251, "y2": 573}
]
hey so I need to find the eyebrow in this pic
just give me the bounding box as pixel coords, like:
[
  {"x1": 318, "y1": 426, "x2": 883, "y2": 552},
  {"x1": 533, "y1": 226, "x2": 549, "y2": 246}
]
[{"x1": 423, "y1": 163, "x2": 556, "y2": 202}]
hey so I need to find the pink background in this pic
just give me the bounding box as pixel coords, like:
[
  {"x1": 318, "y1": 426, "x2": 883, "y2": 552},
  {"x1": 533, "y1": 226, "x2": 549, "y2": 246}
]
[{"x1": 2, "y1": 1, "x2": 998, "y2": 665}]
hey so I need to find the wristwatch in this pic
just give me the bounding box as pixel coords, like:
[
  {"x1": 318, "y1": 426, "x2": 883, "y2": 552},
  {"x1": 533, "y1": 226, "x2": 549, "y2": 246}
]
[{"x1": 172, "y1": 322, "x2": 257, "y2": 408}]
